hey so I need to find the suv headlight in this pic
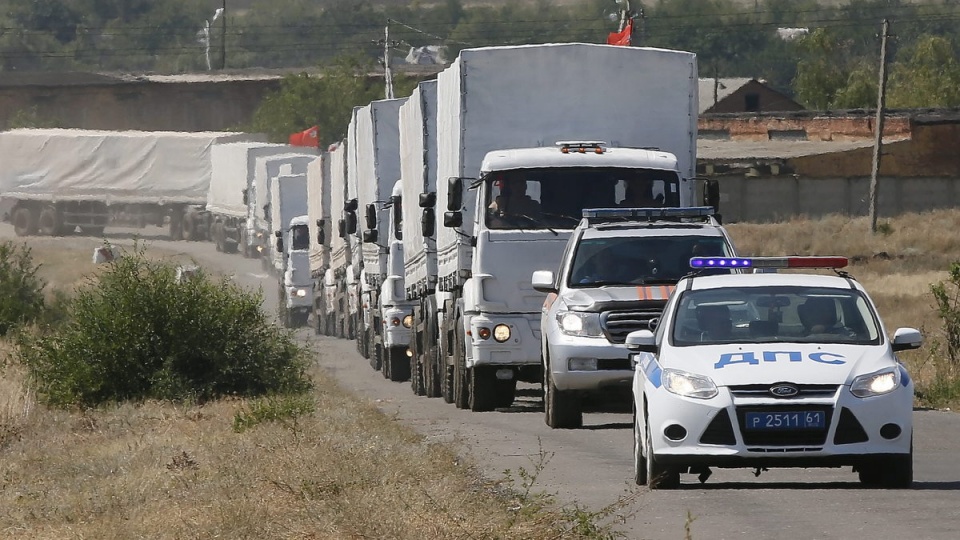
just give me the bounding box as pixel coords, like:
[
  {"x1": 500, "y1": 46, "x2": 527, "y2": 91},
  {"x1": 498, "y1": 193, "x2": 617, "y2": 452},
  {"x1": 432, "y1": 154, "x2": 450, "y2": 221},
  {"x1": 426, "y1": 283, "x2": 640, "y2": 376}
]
[
  {"x1": 661, "y1": 369, "x2": 718, "y2": 399},
  {"x1": 850, "y1": 367, "x2": 901, "y2": 398},
  {"x1": 556, "y1": 311, "x2": 602, "y2": 338}
]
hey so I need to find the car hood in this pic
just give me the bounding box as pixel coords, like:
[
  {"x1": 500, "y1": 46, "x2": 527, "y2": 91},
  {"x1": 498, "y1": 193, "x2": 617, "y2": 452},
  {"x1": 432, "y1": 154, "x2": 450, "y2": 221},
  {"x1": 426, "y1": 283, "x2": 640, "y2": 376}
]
[
  {"x1": 660, "y1": 343, "x2": 896, "y2": 387},
  {"x1": 562, "y1": 285, "x2": 676, "y2": 312}
]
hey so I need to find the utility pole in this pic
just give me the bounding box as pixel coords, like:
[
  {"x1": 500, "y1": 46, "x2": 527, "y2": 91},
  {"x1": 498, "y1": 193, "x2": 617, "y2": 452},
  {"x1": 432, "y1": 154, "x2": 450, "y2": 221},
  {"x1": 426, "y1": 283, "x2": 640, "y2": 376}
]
[
  {"x1": 220, "y1": 0, "x2": 227, "y2": 69},
  {"x1": 868, "y1": 18, "x2": 890, "y2": 233},
  {"x1": 380, "y1": 20, "x2": 401, "y2": 100}
]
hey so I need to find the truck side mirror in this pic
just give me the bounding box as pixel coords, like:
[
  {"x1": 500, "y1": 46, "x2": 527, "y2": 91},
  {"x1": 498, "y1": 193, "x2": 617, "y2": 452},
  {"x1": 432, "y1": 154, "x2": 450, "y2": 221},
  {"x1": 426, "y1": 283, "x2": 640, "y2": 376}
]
[
  {"x1": 447, "y1": 177, "x2": 462, "y2": 211},
  {"x1": 703, "y1": 179, "x2": 720, "y2": 213},
  {"x1": 391, "y1": 196, "x2": 403, "y2": 240},
  {"x1": 421, "y1": 208, "x2": 435, "y2": 237},
  {"x1": 317, "y1": 219, "x2": 326, "y2": 245},
  {"x1": 241, "y1": 188, "x2": 248, "y2": 205},
  {"x1": 275, "y1": 235, "x2": 284, "y2": 253},
  {"x1": 419, "y1": 192, "x2": 436, "y2": 208},
  {"x1": 443, "y1": 211, "x2": 462, "y2": 228},
  {"x1": 345, "y1": 198, "x2": 358, "y2": 212},
  {"x1": 345, "y1": 212, "x2": 357, "y2": 235},
  {"x1": 274, "y1": 230, "x2": 281, "y2": 238},
  {"x1": 338, "y1": 219, "x2": 346, "y2": 238},
  {"x1": 365, "y1": 203, "x2": 377, "y2": 230},
  {"x1": 362, "y1": 229, "x2": 379, "y2": 243}
]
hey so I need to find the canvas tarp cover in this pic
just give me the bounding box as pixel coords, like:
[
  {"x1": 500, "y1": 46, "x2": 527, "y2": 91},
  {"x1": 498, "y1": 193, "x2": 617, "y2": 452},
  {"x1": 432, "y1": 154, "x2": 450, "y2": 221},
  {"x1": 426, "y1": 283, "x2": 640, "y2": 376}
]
[{"x1": 0, "y1": 129, "x2": 254, "y2": 204}]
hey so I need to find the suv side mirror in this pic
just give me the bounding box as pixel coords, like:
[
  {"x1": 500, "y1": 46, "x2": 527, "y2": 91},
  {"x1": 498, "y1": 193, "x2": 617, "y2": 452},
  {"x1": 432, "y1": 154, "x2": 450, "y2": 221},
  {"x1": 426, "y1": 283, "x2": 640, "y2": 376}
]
[
  {"x1": 365, "y1": 203, "x2": 377, "y2": 231},
  {"x1": 419, "y1": 192, "x2": 436, "y2": 208},
  {"x1": 362, "y1": 229, "x2": 379, "y2": 243},
  {"x1": 421, "y1": 208, "x2": 435, "y2": 237},
  {"x1": 447, "y1": 177, "x2": 462, "y2": 211},
  {"x1": 443, "y1": 211, "x2": 462, "y2": 228},
  {"x1": 531, "y1": 270, "x2": 556, "y2": 293},
  {"x1": 625, "y1": 330, "x2": 658, "y2": 353}
]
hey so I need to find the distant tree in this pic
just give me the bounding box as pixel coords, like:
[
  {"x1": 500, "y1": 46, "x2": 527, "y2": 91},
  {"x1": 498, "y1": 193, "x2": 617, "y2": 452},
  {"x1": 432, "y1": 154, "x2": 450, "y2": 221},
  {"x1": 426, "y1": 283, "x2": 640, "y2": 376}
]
[
  {"x1": 792, "y1": 28, "x2": 850, "y2": 109},
  {"x1": 833, "y1": 61, "x2": 877, "y2": 109},
  {"x1": 887, "y1": 34, "x2": 960, "y2": 108}
]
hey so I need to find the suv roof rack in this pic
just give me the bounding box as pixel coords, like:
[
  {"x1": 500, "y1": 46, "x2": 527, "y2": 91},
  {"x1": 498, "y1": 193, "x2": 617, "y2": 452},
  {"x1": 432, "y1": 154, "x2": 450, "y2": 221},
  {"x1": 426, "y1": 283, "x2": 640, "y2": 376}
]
[{"x1": 581, "y1": 206, "x2": 716, "y2": 226}]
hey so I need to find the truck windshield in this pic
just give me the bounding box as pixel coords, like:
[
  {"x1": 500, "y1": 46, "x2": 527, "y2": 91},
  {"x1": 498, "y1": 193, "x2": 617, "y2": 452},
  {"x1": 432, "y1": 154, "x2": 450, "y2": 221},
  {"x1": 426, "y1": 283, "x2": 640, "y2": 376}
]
[
  {"x1": 485, "y1": 167, "x2": 681, "y2": 230},
  {"x1": 568, "y1": 235, "x2": 731, "y2": 288},
  {"x1": 291, "y1": 224, "x2": 310, "y2": 250}
]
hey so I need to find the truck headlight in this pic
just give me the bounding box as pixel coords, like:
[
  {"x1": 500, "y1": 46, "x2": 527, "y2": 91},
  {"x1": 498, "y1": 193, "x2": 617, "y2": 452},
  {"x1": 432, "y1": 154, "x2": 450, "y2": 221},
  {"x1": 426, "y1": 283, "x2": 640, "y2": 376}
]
[
  {"x1": 402, "y1": 315, "x2": 413, "y2": 328},
  {"x1": 295, "y1": 289, "x2": 307, "y2": 298},
  {"x1": 850, "y1": 367, "x2": 901, "y2": 398},
  {"x1": 661, "y1": 369, "x2": 718, "y2": 399},
  {"x1": 493, "y1": 324, "x2": 511, "y2": 343},
  {"x1": 556, "y1": 311, "x2": 602, "y2": 338}
]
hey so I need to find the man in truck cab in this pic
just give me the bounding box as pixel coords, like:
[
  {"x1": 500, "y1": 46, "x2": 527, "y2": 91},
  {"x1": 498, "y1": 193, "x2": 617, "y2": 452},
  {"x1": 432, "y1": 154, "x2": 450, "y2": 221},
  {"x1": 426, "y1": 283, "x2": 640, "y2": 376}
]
[
  {"x1": 619, "y1": 178, "x2": 664, "y2": 208},
  {"x1": 488, "y1": 177, "x2": 541, "y2": 221}
]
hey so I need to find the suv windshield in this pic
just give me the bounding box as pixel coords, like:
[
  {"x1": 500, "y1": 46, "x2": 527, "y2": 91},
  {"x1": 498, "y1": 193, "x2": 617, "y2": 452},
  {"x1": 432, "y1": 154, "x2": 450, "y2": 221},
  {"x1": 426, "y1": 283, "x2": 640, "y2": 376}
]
[
  {"x1": 485, "y1": 167, "x2": 681, "y2": 230},
  {"x1": 568, "y1": 235, "x2": 731, "y2": 287},
  {"x1": 671, "y1": 286, "x2": 882, "y2": 346}
]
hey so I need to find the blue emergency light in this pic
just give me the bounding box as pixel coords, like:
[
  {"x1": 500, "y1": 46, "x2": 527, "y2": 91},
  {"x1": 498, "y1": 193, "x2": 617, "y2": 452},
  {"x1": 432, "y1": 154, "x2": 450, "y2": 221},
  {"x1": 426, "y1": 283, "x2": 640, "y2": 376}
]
[
  {"x1": 690, "y1": 256, "x2": 849, "y2": 269},
  {"x1": 582, "y1": 206, "x2": 714, "y2": 220}
]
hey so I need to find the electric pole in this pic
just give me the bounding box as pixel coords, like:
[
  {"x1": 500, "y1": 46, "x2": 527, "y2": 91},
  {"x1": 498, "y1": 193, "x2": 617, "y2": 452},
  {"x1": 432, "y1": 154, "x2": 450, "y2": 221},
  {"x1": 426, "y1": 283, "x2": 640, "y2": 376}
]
[
  {"x1": 868, "y1": 19, "x2": 890, "y2": 233},
  {"x1": 220, "y1": 0, "x2": 227, "y2": 69},
  {"x1": 380, "y1": 20, "x2": 401, "y2": 100}
]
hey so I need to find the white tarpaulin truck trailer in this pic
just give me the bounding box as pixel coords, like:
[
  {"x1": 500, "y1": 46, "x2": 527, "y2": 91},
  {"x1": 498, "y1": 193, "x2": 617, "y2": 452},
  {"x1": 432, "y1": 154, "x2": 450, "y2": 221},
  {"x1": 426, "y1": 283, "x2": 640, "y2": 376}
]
[
  {"x1": 306, "y1": 153, "x2": 331, "y2": 335},
  {"x1": 324, "y1": 141, "x2": 354, "y2": 339},
  {"x1": 0, "y1": 128, "x2": 258, "y2": 237},
  {"x1": 247, "y1": 151, "x2": 316, "y2": 260}
]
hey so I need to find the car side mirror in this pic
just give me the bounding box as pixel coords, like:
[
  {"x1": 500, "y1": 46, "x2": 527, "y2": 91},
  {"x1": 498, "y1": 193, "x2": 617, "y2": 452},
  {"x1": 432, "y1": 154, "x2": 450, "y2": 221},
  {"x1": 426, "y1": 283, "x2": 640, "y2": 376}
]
[
  {"x1": 443, "y1": 211, "x2": 462, "y2": 228},
  {"x1": 362, "y1": 229, "x2": 379, "y2": 243},
  {"x1": 447, "y1": 177, "x2": 462, "y2": 211},
  {"x1": 345, "y1": 212, "x2": 357, "y2": 235},
  {"x1": 625, "y1": 330, "x2": 658, "y2": 353},
  {"x1": 891, "y1": 327, "x2": 922, "y2": 352},
  {"x1": 421, "y1": 208, "x2": 435, "y2": 238},
  {"x1": 531, "y1": 270, "x2": 556, "y2": 293},
  {"x1": 419, "y1": 192, "x2": 436, "y2": 208},
  {"x1": 365, "y1": 204, "x2": 377, "y2": 231}
]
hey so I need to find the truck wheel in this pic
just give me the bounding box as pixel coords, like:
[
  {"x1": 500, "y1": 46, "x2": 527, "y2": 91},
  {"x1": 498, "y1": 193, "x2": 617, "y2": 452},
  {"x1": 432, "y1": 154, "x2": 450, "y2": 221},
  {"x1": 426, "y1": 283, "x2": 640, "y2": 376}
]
[
  {"x1": 169, "y1": 213, "x2": 184, "y2": 240},
  {"x1": 37, "y1": 206, "x2": 62, "y2": 236},
  {"x1": 468, "y1": 366, "x2": 497, "y2": 412},
  {"x1": 409, "y1": 311, "x2": 426, "y2": 396},
  {"x1": 386, "y1": 346, "x2": 410, "y2": 382},
  {"x1": 495, "y1": 378, "x2": 517, "y2": 408},
  {"x1": 181, "y1": 213, "x2": 197, "y2": 241},
  {"x1": 12, "y1": 207, "x2": 37, "y2": 236},
  {"x1": 544, "y1": 354, "x2": 583, "y2": 428},
  {"x1": 239, "y1": 229, "x2": 251, "y2": 258},
  {"x1": 424, "y1": 302, "x2": 443, "y2": 399},
  {"x1": 452, "y1": 318, "x2": 469, "y2": 409}
]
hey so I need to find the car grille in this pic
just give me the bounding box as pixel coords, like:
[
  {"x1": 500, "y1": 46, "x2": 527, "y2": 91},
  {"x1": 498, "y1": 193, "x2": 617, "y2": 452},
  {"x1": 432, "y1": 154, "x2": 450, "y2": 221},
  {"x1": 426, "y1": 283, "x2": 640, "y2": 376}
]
[
  {"x1": 728, "y1": 384, "x2": 840, "y2": 399},
  {"x1": 735, "y1": 405, "x2": 833, "y2": 446},
  {"x1": 600, "y1": 309, "x2": 663, "y2": 344}
]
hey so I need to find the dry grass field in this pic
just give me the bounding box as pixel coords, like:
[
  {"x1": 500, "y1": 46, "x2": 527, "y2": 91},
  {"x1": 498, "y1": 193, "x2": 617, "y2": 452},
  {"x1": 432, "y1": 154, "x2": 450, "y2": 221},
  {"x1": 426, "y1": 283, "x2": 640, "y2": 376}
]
[{"x1": 2, "y1": 209, "x2": 959, "y2": 537}]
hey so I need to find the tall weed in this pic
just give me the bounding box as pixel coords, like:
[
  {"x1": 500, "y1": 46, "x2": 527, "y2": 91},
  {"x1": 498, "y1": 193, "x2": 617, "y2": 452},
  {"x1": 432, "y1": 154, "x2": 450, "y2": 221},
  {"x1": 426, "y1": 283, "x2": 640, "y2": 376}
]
[{"x1": 0, "y1": 241, "x2": 46, "y2": 336}]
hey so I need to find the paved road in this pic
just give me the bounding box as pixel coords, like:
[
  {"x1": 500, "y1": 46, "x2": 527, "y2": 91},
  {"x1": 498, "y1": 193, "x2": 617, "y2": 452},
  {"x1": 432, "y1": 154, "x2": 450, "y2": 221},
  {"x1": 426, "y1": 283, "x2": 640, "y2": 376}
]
[{"x1": 11, "y1": 225, "x2": 960, "y2": 540}]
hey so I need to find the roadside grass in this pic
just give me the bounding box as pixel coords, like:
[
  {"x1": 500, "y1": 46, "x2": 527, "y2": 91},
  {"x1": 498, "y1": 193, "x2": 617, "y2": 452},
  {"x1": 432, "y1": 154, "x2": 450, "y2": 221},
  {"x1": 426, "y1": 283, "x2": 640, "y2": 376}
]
[{"x1": 726, "y1": 208, "x2": 960, "y2": 409}]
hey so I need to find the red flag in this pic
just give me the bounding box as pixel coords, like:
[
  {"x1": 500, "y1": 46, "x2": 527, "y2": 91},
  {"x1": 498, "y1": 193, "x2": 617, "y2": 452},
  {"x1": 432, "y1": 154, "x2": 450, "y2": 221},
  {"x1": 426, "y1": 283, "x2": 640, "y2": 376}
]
[
  {"x1": 289, "y1": 125, "x2": 319, "y2": 147},
  {"x1": 607, "y1": 18, "x2": 633, "y2": 46}
]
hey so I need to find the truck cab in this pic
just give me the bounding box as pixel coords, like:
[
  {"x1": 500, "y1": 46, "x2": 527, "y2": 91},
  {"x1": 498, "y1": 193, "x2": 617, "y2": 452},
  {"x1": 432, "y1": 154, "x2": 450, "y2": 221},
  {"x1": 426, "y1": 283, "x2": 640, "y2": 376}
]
[
  {"x1": 277, "y1": 214, "x2": 314, "y2": 327},
  {"x1": 377, "y1": 180, "x2": 416, "y2": 381}
]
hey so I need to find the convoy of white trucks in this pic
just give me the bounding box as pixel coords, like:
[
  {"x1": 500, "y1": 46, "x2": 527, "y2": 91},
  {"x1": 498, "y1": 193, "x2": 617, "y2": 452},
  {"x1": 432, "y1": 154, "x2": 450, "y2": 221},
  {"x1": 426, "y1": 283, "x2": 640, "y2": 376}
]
[{"x1": 1, "y1": 42, "x2": 720, "y2": 423}]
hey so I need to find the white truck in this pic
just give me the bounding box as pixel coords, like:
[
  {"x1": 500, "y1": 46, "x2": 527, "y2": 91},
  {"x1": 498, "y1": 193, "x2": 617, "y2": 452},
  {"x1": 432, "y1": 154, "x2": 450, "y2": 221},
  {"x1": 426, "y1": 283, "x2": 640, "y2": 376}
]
[
  {"x1": 249, "y1": 151, "x2": 316, "y2": 262},
  {"x1": 306, "y1": 153, "x2": 332, "y2": 335},
  {"x1": 353, "y1": 98, "x2": 409, "y2": 377},
  {"x1": 200, "y1": 142, "x2": 292, "y2": 253},
  {"x1": 324, "y1": 140, "x2": 357, "y2": 340},
  {"x1": 0, "y1": 128, "x2": 257, "y2": 238},
  {"x1": 428, "y1": 43, "x2": 715, "y2": 412},
  {"x1": 399, "y1": 80, "x2": 447, "y2": 398}
]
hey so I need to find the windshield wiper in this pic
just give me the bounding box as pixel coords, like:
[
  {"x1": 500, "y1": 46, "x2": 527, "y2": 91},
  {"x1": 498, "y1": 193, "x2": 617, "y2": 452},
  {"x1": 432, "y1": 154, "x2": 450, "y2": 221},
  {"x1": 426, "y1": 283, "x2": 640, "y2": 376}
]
[{"x1": 515, "y1": 213, "x2": 558, "y2": 236}]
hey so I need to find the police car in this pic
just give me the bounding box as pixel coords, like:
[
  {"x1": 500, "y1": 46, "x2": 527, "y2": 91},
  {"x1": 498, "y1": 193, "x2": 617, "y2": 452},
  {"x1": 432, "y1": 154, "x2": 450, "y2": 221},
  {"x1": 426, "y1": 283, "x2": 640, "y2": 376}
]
[
  {"x1": 628, "y1": 256, "x2": 920, "y2": 488},
  {"x1": 532, "y1": 207, "x2": 737, "y2": 429}
]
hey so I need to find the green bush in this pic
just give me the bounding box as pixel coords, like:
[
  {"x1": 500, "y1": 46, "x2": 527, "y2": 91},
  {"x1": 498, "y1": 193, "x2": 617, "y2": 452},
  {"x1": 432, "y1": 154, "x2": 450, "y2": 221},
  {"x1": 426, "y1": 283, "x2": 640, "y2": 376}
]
[
  {"x1": 18, "y1": 246, "x2": 312, "y2": 407},
  {"x1": 0, "y1": 241, "x2": 46, "y2": 336}
]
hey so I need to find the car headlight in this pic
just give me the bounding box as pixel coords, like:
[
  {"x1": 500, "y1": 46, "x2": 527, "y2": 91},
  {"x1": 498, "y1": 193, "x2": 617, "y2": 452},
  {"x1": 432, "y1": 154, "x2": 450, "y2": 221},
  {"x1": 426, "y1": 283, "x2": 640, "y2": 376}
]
[
  {"x1": 402, "y1": 314, "x2": 413, "y2": 328},
  {"x1": 850, "y1": 367, "x2": 901, "y2": 398},
  {"x1": 556, "y1": 311, "x2": 602, "y2": 338},
  {"x1": 661, "y1": 369, "x2": 718, "y2": 399},
  {"x1": 295, "y1": 289, "x2": 307, "y2": 298}
]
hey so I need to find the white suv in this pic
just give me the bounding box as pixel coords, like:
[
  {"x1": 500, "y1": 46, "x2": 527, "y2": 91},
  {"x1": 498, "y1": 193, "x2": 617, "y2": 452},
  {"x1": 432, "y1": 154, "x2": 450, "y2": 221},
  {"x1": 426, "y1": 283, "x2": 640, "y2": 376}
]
[{"x1": 532, "y1": 207, "x2": 737, "y2": 428}]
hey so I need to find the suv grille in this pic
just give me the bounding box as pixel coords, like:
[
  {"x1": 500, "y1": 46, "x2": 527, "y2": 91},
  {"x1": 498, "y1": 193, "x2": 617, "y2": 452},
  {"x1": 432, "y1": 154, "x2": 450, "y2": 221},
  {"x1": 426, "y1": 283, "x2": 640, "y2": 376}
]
[{"x1": 600, "y1": 309, "x2": 662, "y2": 344}]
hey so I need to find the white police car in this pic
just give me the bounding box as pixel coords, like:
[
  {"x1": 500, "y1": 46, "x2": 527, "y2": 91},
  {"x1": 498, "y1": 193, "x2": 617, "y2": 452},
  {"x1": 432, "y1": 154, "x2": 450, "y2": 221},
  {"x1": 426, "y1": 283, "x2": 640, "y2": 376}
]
[
  {"x1": 533, "y1": 207, "x2": 737, "y2": 429},
  {"x1": 628, "y1": 256, "x2": 921, "y2": 489}
]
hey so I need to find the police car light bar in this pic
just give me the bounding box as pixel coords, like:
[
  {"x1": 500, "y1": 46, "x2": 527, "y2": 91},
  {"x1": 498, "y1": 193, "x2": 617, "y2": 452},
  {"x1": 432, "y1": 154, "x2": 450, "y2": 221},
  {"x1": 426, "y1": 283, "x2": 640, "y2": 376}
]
[
  {"x1": 690, "y1": 256, "x2": 849, "y2": 269},
  {"x1": 583, "y1": 206, "x2": 715, "y2": 220}
]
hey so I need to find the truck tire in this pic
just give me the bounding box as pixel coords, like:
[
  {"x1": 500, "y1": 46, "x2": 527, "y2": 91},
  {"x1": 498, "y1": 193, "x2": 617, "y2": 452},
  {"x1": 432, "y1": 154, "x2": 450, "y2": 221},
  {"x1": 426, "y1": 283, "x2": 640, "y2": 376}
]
[
  {"x1": 495, "y1": 378, "x2": 517, "y2": 408},
  {"x1": 452, "y1": 317, "x2": 470, "y2": 409},
  {"x1": 169, "y1": 213, "x2": 184, "y2": 240},
  {"x1": 12, "y1": 207, "x2": 37, "y2": 237},
  {"x1": 181, "y1": 213, "x2": 197, "y2": 241},
  {"x1": 468, "y1": 366, "x2": 497, "y2": 412},
  {"x1": 38, "y1": 206, "x2": 64, "y2": 236},
  {"x1": 423, "y1": 299, "x2": 443, "y2": 399},
  {"x1": 409, "y1": 308, "x2": 426, "y2": 396},
  {"x1": 370, "y1": 330, "x2": 382, "y2": 372}
]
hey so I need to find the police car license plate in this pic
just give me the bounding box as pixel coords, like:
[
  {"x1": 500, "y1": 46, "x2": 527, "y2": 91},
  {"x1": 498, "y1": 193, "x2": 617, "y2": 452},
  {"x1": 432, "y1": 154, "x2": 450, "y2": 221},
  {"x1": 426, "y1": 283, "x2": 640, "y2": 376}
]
[{"x1": 745, "y1": 411, "x2": 825, "y2": 430}]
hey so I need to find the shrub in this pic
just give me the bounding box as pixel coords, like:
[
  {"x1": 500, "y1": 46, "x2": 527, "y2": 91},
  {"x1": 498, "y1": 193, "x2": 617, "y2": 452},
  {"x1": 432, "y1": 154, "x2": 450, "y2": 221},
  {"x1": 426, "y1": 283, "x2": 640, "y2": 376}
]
[
  {"x1": 18, "y1": 245, "x2": 311, "y2": 407},
  {"x1": 0, "y1": 241, "x2": 46, "y2": 336}
]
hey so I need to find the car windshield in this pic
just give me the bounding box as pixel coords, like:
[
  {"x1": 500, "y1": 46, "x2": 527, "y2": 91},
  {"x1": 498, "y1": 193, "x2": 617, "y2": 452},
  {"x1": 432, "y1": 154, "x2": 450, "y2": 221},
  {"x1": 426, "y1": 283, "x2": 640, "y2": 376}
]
[
  {"x1": 485, "y1": 167, "x2": 681, "y2": 230},
  {"x1": 290, "y1": 224, "x2": 310, "y2": 250},
  {"x1": 670, "y1": 286, "x2": 882, "y2": 346},
  {"x1": 568, "y1": 235, "x2": 732, "y2": 287}
]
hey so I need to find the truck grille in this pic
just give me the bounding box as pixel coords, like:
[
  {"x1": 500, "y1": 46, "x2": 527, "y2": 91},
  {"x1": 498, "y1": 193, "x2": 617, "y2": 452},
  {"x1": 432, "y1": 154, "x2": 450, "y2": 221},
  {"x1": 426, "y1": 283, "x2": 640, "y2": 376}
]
[{"x1": 600, "y1": 309, "x2": 662, "y2": 344}]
